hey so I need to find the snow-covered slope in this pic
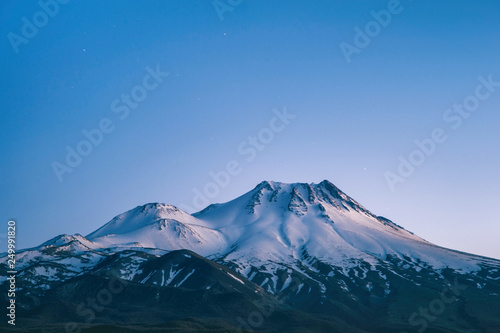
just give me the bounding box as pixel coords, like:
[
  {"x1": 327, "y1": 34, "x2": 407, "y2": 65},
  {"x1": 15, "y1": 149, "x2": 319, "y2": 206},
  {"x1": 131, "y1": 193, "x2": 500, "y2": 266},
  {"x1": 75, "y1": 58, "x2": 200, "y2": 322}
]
[
  {"x1": 83, "y1": 181, "x2": 495, "y2": 274},
  {"x1": 202, "y1": 181, "x2": 496, "y2": 271}
]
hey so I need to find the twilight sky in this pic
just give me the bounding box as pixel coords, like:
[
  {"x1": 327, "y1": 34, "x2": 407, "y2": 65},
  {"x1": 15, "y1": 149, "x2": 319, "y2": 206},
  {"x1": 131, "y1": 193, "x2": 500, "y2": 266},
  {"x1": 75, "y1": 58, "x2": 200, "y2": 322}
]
[{"x1": 1, "y1": 0, "x2": 499, "y2": 259}]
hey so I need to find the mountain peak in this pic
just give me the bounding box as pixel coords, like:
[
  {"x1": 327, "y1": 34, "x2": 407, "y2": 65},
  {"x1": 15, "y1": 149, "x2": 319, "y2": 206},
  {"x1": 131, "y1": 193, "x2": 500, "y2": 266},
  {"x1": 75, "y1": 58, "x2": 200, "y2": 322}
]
[
  {"x1": 139, "y1": 202, "x2": 180, "y2": 214},
  {"x1": 243, "y1": 180, "x2": 360, "y2": 215},
  {"x1": 83, "y1": 180, "x2": 424, "y2": 265},
  {"x1": 86, "y1": 202, "x2": 193, "y2": 239},
  {"x1": 254, "y1": 180, "x2": 276, "y2": 191}
]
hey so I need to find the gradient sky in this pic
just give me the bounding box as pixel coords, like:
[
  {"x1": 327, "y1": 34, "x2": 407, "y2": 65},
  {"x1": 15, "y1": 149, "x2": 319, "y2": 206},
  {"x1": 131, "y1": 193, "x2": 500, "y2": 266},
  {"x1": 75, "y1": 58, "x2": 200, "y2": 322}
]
[{"x1": 1, "y1": 0, "x2": 499, "y2": 259}]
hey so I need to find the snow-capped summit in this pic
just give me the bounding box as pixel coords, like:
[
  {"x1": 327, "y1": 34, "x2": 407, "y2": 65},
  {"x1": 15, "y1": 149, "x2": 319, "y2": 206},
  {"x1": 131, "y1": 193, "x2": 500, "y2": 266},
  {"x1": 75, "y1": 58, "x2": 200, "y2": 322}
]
[
  {"x1": 86, "y1": 202, "x2": 226, "y2": 256},
  {"x1": 80, "y1": 180, "x2": 493, "y2": 274},
  {"x1": 87, "y1": 203, "x2": 195, "y2": 238},
  {"x1": 190, "y1": 181, "x2": 432, "y2": 270}
]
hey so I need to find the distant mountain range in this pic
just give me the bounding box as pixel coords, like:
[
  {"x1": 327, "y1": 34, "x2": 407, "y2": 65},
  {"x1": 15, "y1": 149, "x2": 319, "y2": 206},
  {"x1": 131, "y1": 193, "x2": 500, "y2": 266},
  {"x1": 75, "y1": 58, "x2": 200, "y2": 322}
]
[{"x1": 2, "y1": 180, "x2": 499, "y2": 332}]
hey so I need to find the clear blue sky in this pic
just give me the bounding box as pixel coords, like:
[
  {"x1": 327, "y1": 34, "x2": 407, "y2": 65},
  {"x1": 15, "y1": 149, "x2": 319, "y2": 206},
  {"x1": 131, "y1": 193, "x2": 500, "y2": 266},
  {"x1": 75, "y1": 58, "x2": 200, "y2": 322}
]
[{"x1": 1, "y1": 0, "x2": 499, "y2": 259}]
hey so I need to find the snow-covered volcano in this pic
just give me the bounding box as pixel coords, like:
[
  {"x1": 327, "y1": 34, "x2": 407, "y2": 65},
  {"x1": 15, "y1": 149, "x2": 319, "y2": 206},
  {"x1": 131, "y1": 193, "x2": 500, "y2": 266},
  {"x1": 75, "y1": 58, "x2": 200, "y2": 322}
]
[
  {"x1": 84, "y1": 180, "x2": 492, "y2": 274},
  {"x1": 2, "y1": 180, "x2": 499, "y2": 332}
]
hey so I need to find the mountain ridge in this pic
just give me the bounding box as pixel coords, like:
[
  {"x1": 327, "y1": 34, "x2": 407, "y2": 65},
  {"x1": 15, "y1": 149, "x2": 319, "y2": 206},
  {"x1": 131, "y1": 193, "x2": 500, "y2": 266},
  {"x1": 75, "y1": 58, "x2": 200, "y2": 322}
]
[{"x1": 2, "y1": 180, "x2": 499, "y2": 332}]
